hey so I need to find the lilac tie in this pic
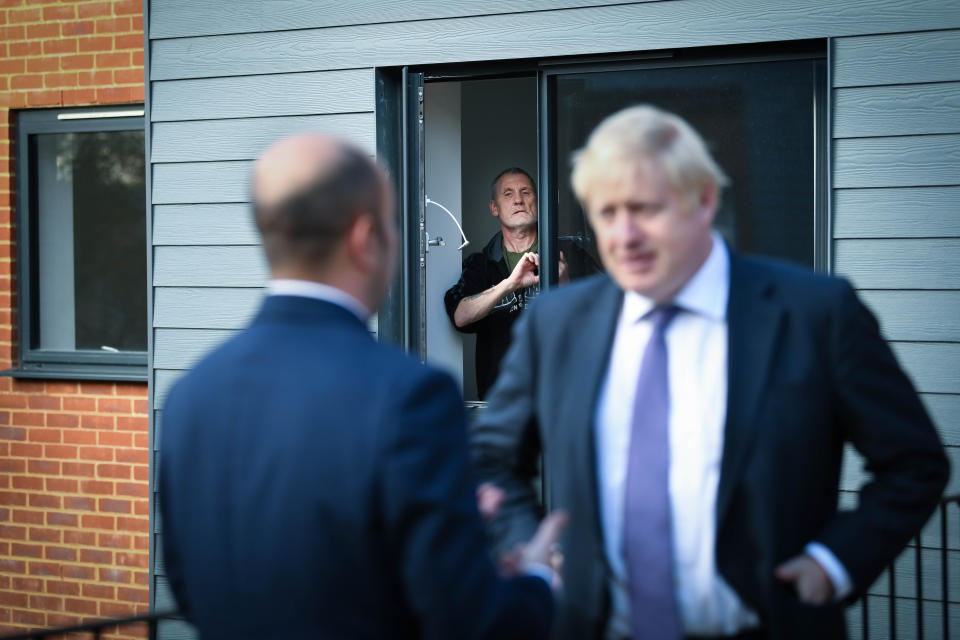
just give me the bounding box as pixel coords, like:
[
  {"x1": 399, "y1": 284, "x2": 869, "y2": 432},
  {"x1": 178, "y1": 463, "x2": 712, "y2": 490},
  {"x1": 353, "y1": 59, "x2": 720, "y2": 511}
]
[{"x1": 624, "y1": 305, "x2": 681, "y2": 640}]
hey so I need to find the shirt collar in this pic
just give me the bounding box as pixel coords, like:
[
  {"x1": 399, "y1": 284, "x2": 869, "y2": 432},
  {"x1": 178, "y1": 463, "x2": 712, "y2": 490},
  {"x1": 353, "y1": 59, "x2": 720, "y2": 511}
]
[
  {"x1": 266, "y1": 279, "x2": 370, "y2": 323},
  {"x1": 621, "y1": 231, "x2": 730, "y2": 323}
]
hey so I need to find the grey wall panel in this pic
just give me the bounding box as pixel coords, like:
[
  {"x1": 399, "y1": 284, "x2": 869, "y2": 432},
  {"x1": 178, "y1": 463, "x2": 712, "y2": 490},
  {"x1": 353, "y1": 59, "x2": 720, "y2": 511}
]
[
  {"x1": 154, "y1": 288, "x2": 264, "y2": 329},
  {"x1": 153, "y1": 162, "x2": 254, "y2": 204},
  {"x1": 149, "y1": 0, "x2": 960, "y2": 81},
  {"x1": 154, "y1": 370, "x2": 184, "y2": 410},
  {"x1": 834, "y1": 83, "x2": 960, "y2": 138},
  {"x1": 153, "y1": 204, "x2": 259, "y2": 246},
  {"x1": 924, "y1": 393, "x2": 960, "y2": 445},
  {"x1": 154, "y1": 246, "x2": 268, "y2": 287},
  {"x1": 834, "y1": 29, "x2": 960, "y2": 88},
  {"x1": 151, "y1": 69, "x2": 374, "y2": 122},
  {"x1": 834, "y1": 239, "x2": 960, "y2": 289},
  {"x1": 152, "y1": 114, "x2": 375, "y2": 163},
  {"x1": 834, "y1": 134, "x2": 960, "y2": 189},
  {"x1": 149, "y1": 0, "x2": 639, "y2": 39},
  {"x1": 833, "y1": 186, "x2": 960, "y2": 238},
  {"x1": 154, "y1": 329, "x2": 236, "y2": 370},
  {"x1": 858, "y1": 291, "x2": 960, "y2": 342},
  {"x1": 890, "y1": 342, "x2": 960, "y2": 395}
]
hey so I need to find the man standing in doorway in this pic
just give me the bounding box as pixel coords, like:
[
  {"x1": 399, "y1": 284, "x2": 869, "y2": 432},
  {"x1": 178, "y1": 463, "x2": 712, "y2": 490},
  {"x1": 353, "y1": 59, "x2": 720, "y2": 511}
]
[{"x1": 445, "y1": 167, "x2": 546, "y2": 399}]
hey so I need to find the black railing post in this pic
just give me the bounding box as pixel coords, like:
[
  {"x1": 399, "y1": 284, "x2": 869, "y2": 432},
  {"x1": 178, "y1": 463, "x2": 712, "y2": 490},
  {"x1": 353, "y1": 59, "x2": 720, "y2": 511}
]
[{"x1": 915, "y1": 535, "x2": 923, "y2": 639}]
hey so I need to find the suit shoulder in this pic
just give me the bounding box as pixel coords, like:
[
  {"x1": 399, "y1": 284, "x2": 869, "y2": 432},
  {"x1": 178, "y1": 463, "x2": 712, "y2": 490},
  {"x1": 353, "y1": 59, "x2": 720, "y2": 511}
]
[
  {"x1": 531, "y1": 272, "x2": 616, "y2": 315},
  {"x1": 736, "y1": 253, "x2": 851, "y2": 302}
]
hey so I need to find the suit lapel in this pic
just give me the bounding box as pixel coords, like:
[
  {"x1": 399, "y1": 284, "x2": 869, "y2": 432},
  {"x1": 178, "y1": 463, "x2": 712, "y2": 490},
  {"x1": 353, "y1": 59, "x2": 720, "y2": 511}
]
[{"x1": 716, "y1": 254, "x2": 783, "y2": 527}]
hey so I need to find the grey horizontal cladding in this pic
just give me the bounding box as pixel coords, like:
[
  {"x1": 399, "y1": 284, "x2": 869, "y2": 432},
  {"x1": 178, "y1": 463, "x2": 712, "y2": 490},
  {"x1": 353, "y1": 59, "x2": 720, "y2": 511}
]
[
  {"x1": 153, "y1": 246, "x2": 267, "y2": 287},
  {"x1": 834, "y1": 238, "x2": 960, "y2": 289},
  {"x1": 833, "y1": 186, "x2": 960, "y2": 238},
  {"x1": 834, "y1": 29, "x2": 960, "y2": 88},
  {"x1": 833, "y1": 134, "x2": 960, "y2": 189},
  {"x1": 149, "y1": 0, "x2": 960, "y2": 81},
  {"x1": 918, "y1": 495, "x2": 960, "y2": 551},
  {"x1": 923, "y1": 393, "x2": 960, "y2": 445},
  {"x1": 156, "y1": 617, "x2": 196, "y2": 640},
  {"x1": 149, "y1": 0, "x2": 639, "y2": 39},
  {"x1": 154, "y1": 369, "x2": 184, "y2": 410},
  {"x1": 890, "y1": 342, "x2": 960, "y2": 395},
  {"x1": 151, "y1": 69, "x2": 374, "y2": 122},
  {"x1": 841, "y1": 445, "x2": 960, "y2": 512},
  {"x1": 848, "y1": 596, "x2": 960, "y2": 640},
  {"x1": 834, "y1": 82, "x2": 960, "y2": 138},
  {"x1": 154, "y1": 329, "x2": 236, "y2": 370},
  {"x1": 153, "y1": 204, "x2": 259, "y2": 246},
  {"x1": 152, "y1": 113, "x2": 376, "y2": 163},
  {"x1": 867, "y1": 548, "x2": 960, "y2": 603},
  {"x1": 153, "y1": 161, "x2": 253, "y2": 204},
  {"x1": 859, "y1": 291, "x2": 960, "y2": 342},
  {"x1": 154, "y1": 287, "x2": 263, "y2": 329}
]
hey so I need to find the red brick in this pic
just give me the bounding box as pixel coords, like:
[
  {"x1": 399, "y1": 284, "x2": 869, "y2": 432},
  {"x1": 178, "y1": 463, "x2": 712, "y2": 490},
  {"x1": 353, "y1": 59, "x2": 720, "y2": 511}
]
[
  {"x1": 0, "y1": 559, "x2": 25, "y2": 574},
  {"x1": 0, "y1": 459, "x2": 25, "y2": 473},
  {"x1": 8, "y1": 40, "x2": 40, "y2": 57},
  {"x1": 61, "y1": 19, "x2": 93, "y2": 36},
  {"x1": 12, "y1": 609, "x2": 44, "y2": 625},
  {"x1": 45, "y1": 511, "x2": 77, "y2": 527},
  {"x1": 81, "y1": 415, "x2": 113, "y2": 430},
  {"x1": 114, "y1": 32, "x2": 140, "y2": 51},
  {"x1": 0, "y1": 507, "x2": 8, "y2": 522},
  {"x1": 63, "y1": 496, "x2": 94, "y2": 512},
  {"x1": 61, "y1": 462, "x2": 94, "y2": 478},
  {"x1": 26, "y1": 90, "x2": 61, "y2": 107},
  {"x1": 79, "y1": 548, "x2": 111, "y2": 565},
  {"x1": 45, "y1": 546, "x2": 76, "y2": 562},
  {"x1": 61, "y1": 88, "x2": 97, "y2": 104},
  {"x1": 11, "y1": 509, "x2": 43, "y2": 525},
  {"x1": 116, "y1": 516, "x2": 146, "y2": 533},
  {"x1": 134, "y1": 570, "x2": 148, "y2": 586},
  {"x1": 81, "y1": 515, "x2": 113, "y2": 530},
  {"x1": 62, "y1": 429, "x2": 94, "y2": 445},
  {"x1": 95, "y1": 16, "x2": 128, "y2": 33},
  {"x1": 115, "y1": 552, "x2": 147, "y2": 569},
  {"x1": 97, "y1": 85, "x2": 136, "y2": 103},
  {"x1": 64, "y1": 597, "x2": 96, "y2": 615},
  {"x1": 45, "y1": 480, "x2": 77, "y2": 498},
  {"x1": 97, "y1": 397, "x2": 130, "y2": 414},
  {"x1": 78, "y1": 2, "x2": 111, "y2": 19},
  {"x1": 27, "y1": 395, "x2": 59, "y2": 410},
  {"x1": 44, "y1": 444, "x2": 77, "y2": 459},
  {"x1": 7, "y1": 7, "x2": 39, "y2": 23},
  {"x1": 28, "y1": 427, "x2": 61, "y2": 443},
  {"x1": 45, "y1": 580, "x2": 79, "y2": 597},
  {"x1": 0, "y1": 524, "x2": 25, "y2": 539},
  {"x1": 79, "y1": 480, "x2": 112, "y2": 495},
  {"x1": 116, "y1": 482, "x2": 147, "y2": 499},
  {"x1": 10, "y1": 542, "x2": 41, "y2": 558},
  {"x1": 82, "y1": 583, "x2": 113, "y2": 599},
  {"x1": 42, "y1": 4, "x2": 75, "y2": 20},
  {"x1": 131, "y1": 49, "x2": 143, "y2": 68},
  {"x1": 28, "y1": 527, "x2": 59, "y2": 543},
  {"x1": 28, "y1": 561, "x2": 60, "y2": 577},
  {"x1": 0, "y1": 58, "x2": 25, "y2": 75},
  {"x1": 28, "y1": 493, "x2": 60, "y2": 509},
  {"x1": 0, "y1": 590, "x2": 28, "y2": 607},
  {"x1": 97, "y1": 463, "x2": 130, "y2": 479},
  {"x1": 100, "y1": 601, "x2": 138, "y2": 618},
  {"x1": 63, "y1": 529, "x2": 95, "y2": 546},
  {"x1": 98, "y1": 568, "x2": 129, "y2": 584},
  {"x1": 0, "y1": 491, "x2": 26, "y2": 506},
  {"x1": 11, "y1": 476, "x2": 42, "y2": 491},
  {"x1": 60, "y1": 565, "x2": 94, "y2": 581},
  {"x1": 133, "y1": 466, "x2": 148, "y2": 484},
  {"x1": 98, "y1": 498, "x2": 130, "y2": 514},
  {"x1": 60, "y1": 54, "x2": 94, "y2": 71},
  {"x1": 0, "y1": 25, "x2": 25, "y2": 41},
  {"x1": 63, "y1": 397, "x2": 96, "y2": 412},
  {"x1": 113, "y1": 0, "x2": 140, "y2": 17},
  {"x1": 45, "y1": 383, "x2": 77, "y2": 395},
  {"x1": 0, "y1": 425, "x2": 25, "y2": 440},
  {"x1": 46, "y1": 613, "x2": 82, "y2": 628},
  {"x1": 98, "y1": 431, "x2": 130, "y2": 447},
  {"x1": 133, "y1": 400, "x2": 147, "y2": 415},
  {"x1": 116, "y1": 448, "x2": 146, "y2": 464},
  {"x1": 78, "y1": 35, "x2": 112, "y2": 52},
  {"x1": 27, "y1": 459, "x2": 59, "y2": 475},
  {"x1": 133, "y1": 433, "x2": 147, "y2": 449},
  {"x1": 43, "y1": 37, "x2": 77, "y2": 54},
  {"x1": 45, "y1": 72, "x2": 78, "y2": 88},
  {"x1": 12, "y1": 411, "x2": 45, "y2": 426},
  {"x1": 98, "y1": 533, "x2": 130, "y2": 549},
  {"x1": 47, "y1": 413, "x2": 79, "y2": 429},
  {"x1": 116, "y1": 586, "x2": 147, "y2": 603},
  {"x1": 79, "y1": 446, "x2": 112, "y2": 461},
  {"x1": 12, "y1": 577, "x2": 42, "y2": 592},
  {"x1": 79, "y1": 382, "x2": 114, "y2": 396}
]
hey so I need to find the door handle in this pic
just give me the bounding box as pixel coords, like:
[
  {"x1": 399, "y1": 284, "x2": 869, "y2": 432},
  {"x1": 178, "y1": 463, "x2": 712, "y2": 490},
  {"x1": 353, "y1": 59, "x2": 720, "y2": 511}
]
[{"x1": 425, "y1": 232, "x2": 445, "y2": 252}]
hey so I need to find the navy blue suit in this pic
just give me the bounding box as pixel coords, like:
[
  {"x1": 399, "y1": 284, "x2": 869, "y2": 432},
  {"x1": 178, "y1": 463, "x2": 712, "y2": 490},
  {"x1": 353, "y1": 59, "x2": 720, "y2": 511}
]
[
  {"x1": 159, "y1": 295, "x2": 552, "y2": 639},
  {"x1": 472, "y1": 253, "x2": 948, "y2": 639}
]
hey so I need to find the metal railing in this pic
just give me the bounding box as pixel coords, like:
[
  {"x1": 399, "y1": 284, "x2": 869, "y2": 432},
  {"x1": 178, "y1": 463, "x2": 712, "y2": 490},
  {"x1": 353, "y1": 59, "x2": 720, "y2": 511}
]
[
  {"x1": 0, "y1": 611, "x2": 178, "y2": 640},
  {"x1": 858, "y1": 494, "x2": 959, "y2": 640}
]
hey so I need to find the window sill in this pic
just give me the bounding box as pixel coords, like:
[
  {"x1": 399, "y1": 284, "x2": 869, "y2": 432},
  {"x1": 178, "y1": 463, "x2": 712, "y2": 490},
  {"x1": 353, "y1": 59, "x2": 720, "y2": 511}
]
[{"x1": 1, "y1": 364, "x2": 148, "y2": 383}]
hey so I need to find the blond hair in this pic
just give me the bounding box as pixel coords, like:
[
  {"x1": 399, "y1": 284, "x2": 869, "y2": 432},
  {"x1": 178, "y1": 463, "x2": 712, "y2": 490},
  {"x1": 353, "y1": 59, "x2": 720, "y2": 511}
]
[{"x1": 571, "y1": 105, "x2": 729, "y2": 204}]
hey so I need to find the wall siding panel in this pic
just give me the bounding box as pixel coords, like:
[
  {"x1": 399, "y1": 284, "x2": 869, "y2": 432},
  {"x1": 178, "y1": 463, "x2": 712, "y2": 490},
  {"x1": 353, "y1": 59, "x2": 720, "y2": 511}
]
[
  {"x1": 834, "y1": 134, "x2": 960, "y2": 189},
  {"x1": 153, "y1": 204, "x2": 259, "y2": 246},
  {"x1": 834, "y1": 239, "x2": 960, "y2": 289},
  {"x1": 153, "y1": 329, "x2": 236, "y2": 370},
  {"x1": 153, "y1": 288, "x2": 263, "y2": 329},
  {"x1": 154, "y1": 246, "x2": 268, "y2": 287},
  {"x1": 833, "y1": 186, "x2": 960, "y2": 239},
  {"x1": 833, "y1": 29, "x2": 960, "y2": 87},
  {"x1": 858, "y1": 291, "x2": 960, "y2": 342},
  {"x1": 151, "y1": 70, "x2": 374, "y2": 122},
  {"x1": 153, "y1": 162, "x2": 254, "y2": 204},
  {"x1": 834, "y1": 82, "x2": 960, "y2": 138}
]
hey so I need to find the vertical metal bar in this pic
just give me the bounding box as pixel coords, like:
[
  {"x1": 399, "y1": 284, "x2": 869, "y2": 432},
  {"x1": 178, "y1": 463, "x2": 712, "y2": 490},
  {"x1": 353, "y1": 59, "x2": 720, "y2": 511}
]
[
  {"x1": 861, "y1": 594, "x2": 870, "y2": 640},
  {"x1": 915, "y1": 536, "x2": 923, "y2": 639},
  {"x1": 942, "y1": 501, "x2": 949, "y2": 640},
  {"x1": 888, "y1": 565, "x2": 896, "y2": 639}
]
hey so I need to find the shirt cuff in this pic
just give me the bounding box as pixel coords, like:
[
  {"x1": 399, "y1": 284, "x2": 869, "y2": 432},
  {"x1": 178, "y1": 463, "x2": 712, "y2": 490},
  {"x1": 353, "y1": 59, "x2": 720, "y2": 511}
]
[
  {"x1": 523, "y1": 562, "x2": 557, "y2": 591},
  {"x1": 805, "y1": 542, "x2": 853, "y2": 601}
]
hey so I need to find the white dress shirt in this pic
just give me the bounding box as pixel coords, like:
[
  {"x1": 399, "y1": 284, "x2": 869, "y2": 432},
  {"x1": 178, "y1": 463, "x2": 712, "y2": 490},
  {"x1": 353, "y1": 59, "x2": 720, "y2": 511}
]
[
  {"x1": 596, "y1": 233, "x2": 850, "y2": 638},
  {"x1": 267, "y1": 279, "x2": 370, "y2": 322}
]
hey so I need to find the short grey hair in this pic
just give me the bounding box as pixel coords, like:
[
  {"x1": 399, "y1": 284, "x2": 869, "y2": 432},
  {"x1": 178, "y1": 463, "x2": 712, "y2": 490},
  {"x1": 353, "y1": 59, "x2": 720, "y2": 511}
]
[{"x1": 571, "y1": 105, "x2": 728, "y2": 204}]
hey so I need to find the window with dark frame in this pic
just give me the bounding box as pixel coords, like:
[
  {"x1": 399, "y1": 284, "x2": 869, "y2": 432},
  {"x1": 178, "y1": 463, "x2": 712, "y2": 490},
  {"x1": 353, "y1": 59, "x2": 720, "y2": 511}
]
[{"x1": 12, "y1": 108, "x2": 147, "y2": 381}]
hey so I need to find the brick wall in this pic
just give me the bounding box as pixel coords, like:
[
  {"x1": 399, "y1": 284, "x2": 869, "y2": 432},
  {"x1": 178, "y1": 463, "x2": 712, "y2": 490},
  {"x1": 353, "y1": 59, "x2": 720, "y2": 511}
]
[{"x1": 0, "y1": 1, "x2": 149, "y2": 636}]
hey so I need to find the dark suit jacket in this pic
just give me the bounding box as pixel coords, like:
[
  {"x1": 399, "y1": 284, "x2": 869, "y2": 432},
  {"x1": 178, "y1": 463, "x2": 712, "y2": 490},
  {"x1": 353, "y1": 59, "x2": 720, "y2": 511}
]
[
  {"x1": 471, "y1": 252, "x2": 948, "y2": 640},
  {"x1": 159, "y1": 295, "x2": 553, "y2": 639}
]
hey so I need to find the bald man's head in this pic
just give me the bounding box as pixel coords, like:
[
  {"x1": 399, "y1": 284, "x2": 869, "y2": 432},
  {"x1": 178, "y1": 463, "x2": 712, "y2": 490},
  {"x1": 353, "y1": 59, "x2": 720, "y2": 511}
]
[{"x1": 251, "y1": 134, "x2": 387, "y2": 272}]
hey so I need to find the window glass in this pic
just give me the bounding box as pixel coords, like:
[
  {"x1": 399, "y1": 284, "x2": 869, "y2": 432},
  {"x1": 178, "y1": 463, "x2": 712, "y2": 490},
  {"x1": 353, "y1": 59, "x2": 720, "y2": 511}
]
[{"x1": 554, "y1": 59, "x2": 819, "y2": 280}]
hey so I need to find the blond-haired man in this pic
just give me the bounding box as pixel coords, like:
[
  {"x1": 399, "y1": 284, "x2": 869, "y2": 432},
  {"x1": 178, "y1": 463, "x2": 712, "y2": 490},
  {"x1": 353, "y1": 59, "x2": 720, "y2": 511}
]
[{"x1": 471, "y1": 106, "x2": 947, "y2": 639}]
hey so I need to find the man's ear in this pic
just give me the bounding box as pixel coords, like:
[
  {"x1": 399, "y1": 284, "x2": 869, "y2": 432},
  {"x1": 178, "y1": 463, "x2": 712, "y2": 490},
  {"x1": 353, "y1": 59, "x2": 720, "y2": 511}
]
[
  {"x1": 345, "y1": 212, "x2": 377, "y2": 272},
  {"x1": 489, "y1": 200, "x2": 499, "y2": 218},
  {"x1": 695, "y1": 181, "x2": 718, "y2": 226}
]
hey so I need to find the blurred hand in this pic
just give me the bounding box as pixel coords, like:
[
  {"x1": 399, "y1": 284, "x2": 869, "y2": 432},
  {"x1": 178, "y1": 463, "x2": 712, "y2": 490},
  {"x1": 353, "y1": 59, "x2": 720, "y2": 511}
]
[
  {"x1": 507, "y1": 252, "x2": 540, "y2": 290},
  {"x1": 775, "y1": 553, "x2": 835, "y2": 605},
  {"x1": 476, "y1": 482, "x2": 505, "y2": 523}
]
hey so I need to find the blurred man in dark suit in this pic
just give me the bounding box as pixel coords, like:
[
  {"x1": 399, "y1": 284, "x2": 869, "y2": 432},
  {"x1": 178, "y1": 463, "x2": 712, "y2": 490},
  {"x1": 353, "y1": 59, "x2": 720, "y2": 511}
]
[
  {"x1": 159, "y1": 133, "x2": 565, "y2": 639},
  {"x1": 472, "y1": 106, "x2": 948, "y2": 639}
]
